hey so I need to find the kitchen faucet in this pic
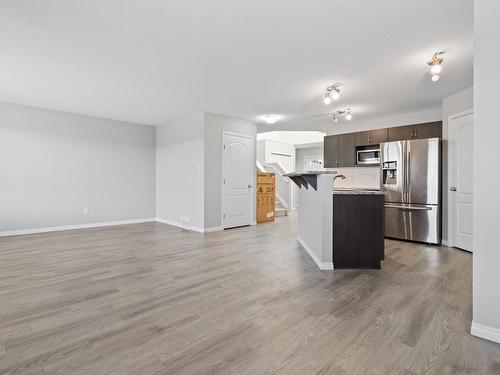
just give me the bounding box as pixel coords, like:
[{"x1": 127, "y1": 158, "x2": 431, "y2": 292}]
[{"x1": 333, "y1": 174, "x2": 346, "y2": 188}]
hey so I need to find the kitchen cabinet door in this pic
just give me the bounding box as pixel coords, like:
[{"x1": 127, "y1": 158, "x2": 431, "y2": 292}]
[
  {"x1": 355, "y1": 131, "x2": 372, "y2": 146},
  {"x1": 370, "y1": 128, "x2": 389, "y2": 144},
  {"x1": 413, "y1": 121, "x2": 442, "y2": 139},
  {"x1": 324, "y1": 135, "x2": 339, "y2": 168},
  {"x1": 388, "y1": 125, "x2": 414, "y2": 142},
  {"x1": 338, "y1": 133, "x2": 356, "y2": 167}
]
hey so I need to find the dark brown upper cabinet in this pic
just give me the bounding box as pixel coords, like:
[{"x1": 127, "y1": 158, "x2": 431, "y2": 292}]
[
  {"x1": 388, "y1": 122, "x2": 442, "y2": 142},
  {"x1": 371, "y1": 128, "x2": 389, "y2": 144},
  {"x1": 388, "y1": 125, "x2": 414, "y2": 142},
  {"x1": 324, "y1": 133, "x2": 356, "y2": 168},
  {"x1": 338, "y1": 133, "x2": 355, "y2": 167},
  {"x1": 413, "y1": 121, "x2": 442, "y2": 139},
  {"x1": 355, "y1": 129, "x2": 388, "y2": 146},
  {"x1": 324, "y1": 135, "x2": 339, "y2": 168},
  {"x1": 324, "y1": 122, "x2": 442, "y2": 169}
]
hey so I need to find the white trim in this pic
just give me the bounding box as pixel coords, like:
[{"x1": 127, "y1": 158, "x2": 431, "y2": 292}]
[
  {"x1": 471, "y1": 321, "x2": 500, "y2": 344},
  {"x1": 297, "y1": 236, "x2": 334, "y2": 271},
  {"x1": 0, "y1": 218, "x2": 156, "y2": 237},
  {"x1": 441, "y1": 239, "x2": 450, "y2": 247},
  {"x1": 156, "y1": 218, "x2": 204, "y2": 233},
  {"x1": 447, "y1": 108, "x2": 473, "y2": 249},
  {"x1": 204, "y1": 226, "x2": 223, "y2": 233}
]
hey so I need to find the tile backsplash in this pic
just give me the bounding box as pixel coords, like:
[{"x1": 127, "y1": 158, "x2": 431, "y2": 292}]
[{"x1": 332, "y1": 167, "x2": 380, "y2": 190}]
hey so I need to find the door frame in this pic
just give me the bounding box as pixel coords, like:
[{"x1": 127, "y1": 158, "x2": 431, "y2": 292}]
[
  {"x1": 447, "y1": 108, "x2": 473, "y2": 249},
  {"x1": 221, "y1": 131, "x2": 255, "y2": 229}
]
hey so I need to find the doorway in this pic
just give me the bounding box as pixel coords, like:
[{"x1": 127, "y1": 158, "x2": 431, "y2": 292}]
[
  {"x1": 222, "y1": 131, "x2": 254, "y2": 229},
  {"x1": 448, "y1": 110, "x2": 473, "y2": 251}
]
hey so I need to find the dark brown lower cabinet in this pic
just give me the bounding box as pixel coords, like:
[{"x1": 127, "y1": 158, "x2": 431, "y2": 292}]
[{"x1": 333, "y1": 194, "x2": 385, "y2": 269}]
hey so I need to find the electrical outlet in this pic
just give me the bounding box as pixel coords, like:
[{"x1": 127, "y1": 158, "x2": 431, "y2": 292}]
[{"x1": 83, "y1": 207, "x2": 89, "y2": 215}]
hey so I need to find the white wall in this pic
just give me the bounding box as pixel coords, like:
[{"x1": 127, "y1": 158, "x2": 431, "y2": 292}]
[
  {"x1": 204, "y1": 112, "x2": 257, "y2": 229},
  {"x1": 156, "y1": 113, "x2": 204, "y2": 231},
  {"x1": 296, "y1": 146, "x2": 323, "y2": 171},
  {"x1": 257, "y1": 139, "x2": 295, "y2": 172},
  {"x1": 441, "y1": 87, "x2": 473, "y2": 243},
  {"x1": 471, "y1": 0, "x2": 500, "y2": 344},
  {"x1": 0, "y1": 102, "x2": 156, "y2": 233}
]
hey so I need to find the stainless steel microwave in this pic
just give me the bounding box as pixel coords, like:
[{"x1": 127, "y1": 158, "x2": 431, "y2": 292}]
[{"x1": 356, "y1": 148, "x2": 380, "y2": 165}]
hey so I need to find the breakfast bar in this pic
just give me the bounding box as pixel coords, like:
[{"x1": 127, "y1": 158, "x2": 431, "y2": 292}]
[{"x1": 285, "y1": 171, "x2": 385, "y2": 270}]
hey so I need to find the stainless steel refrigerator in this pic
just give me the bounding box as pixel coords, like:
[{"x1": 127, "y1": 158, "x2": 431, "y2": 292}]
[{"x1": 380, "y1": 138, "x2": 441, "y2": 244}]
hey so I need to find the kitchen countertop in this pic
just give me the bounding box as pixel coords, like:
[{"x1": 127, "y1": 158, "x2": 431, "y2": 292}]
[
  {"x1": 283, "y1": 170, "x2": 337, "y2": 177},
  {"x1": 333, "y1": 189, "x2": 386, "y2": 195}
]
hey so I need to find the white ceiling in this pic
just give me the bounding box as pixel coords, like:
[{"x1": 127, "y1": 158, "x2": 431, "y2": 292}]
[{"x1": 0, "y1": 0, "x2": 473, "y2": 127}]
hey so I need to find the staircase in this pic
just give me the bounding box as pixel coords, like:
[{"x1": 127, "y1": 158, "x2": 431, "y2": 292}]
[
  {"x1": 275, "y1": 200, "x2": 287, "y2": 217},
  {"x1": 257, "y1": 161, "x2": 291, "y2": 218}
]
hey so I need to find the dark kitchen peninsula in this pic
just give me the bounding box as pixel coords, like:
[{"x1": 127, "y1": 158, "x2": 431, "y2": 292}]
[
  {"x1": 287, "y1": 170, "x2": 385, "y2": 270},
  {"x1": 332, "y1": 191, "x2": 385, "y2": 269}
]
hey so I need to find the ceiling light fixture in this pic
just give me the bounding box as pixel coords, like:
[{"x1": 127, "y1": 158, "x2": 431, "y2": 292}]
[
  {"x1": 262, "y1": 114, "x2": 279, "y2": 124},
  {"x1": 323, "y1": 83, "x2": 341, "y2": 105},
  {"x1": 332, "y1": 109, "x2": 352, "y2": 122},
  {"x1": 427, "y1": 52, "x2": 444, "y2": 82}
]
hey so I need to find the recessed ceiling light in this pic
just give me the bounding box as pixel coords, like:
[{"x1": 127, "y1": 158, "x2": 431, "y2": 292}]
[{"x1": 262, "y1": 114, "x2": 279, "y2": 124}]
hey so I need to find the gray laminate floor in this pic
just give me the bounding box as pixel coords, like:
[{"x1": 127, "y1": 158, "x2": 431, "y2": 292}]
[{"x1": 0, "y1": 216, "x2": 499, "y2": 375}]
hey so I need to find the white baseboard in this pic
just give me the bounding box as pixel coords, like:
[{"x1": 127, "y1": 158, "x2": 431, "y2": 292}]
[
  {"x1": 204, "y1": 226, "x2": 223, "y2": 233},
  {"x1": 0, "y1": 218, "x2": 156, "y2": 237},
  {"x1": 471, "y1": 321, "x2": 500, "y2": 344},
  {"x1": 297, "y1": 236, "x2": 334, "y2": 271},
  {"x1": 155, "y1": 218, "x2": 205, "y2": 233},
  {"x1": 441, "y1": 239, "x2": 450, "y2": 247}
]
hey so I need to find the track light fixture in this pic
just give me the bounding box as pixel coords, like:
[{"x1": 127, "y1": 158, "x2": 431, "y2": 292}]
[
  {"x1": 427, "y1": 52, "x2": 444, "y2": 82},
  {"x1": 323, "y1": 83, "x2": 341, "y2": 105},
  {"x1": 332, "y1": 109, "x2": 352, "y2": 122}
]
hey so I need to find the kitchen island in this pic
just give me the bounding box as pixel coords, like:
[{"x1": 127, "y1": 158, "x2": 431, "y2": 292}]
[{"x1": 285, "y1": 171, "x2": 385, "y2": 270}]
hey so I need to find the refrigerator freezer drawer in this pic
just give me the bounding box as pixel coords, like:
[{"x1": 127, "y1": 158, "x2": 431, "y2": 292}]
[{"x1": 384, "y1": 204, "x2": 441, "y2": 244}]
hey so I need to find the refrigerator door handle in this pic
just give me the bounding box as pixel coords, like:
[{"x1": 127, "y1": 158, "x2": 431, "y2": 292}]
[
  {"x1": 407, "y1": 150, "x2": 411, "y2": 203},
  {"x1": 385, "y1": 204, "x2": 432, "y2": 211},
  {"x1": 402, "y1": 141, "x2": 408, "y2": 202}
]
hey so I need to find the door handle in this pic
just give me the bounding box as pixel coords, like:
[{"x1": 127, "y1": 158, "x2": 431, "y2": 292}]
[
  {"x1": 385, "y1": 205, "x2": 432, "y2": 211},
  {"x1": 450, "y1": 186, "x2": 457, "y2": 192}
]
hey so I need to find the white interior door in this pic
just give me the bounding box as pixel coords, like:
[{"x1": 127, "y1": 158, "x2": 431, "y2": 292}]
[
  {"x1": 222, "y1": 132, "x2": 254, "y2": 229},
  {"x1": 449, "y1": 111, "x2": 473, "y2": 251}
]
